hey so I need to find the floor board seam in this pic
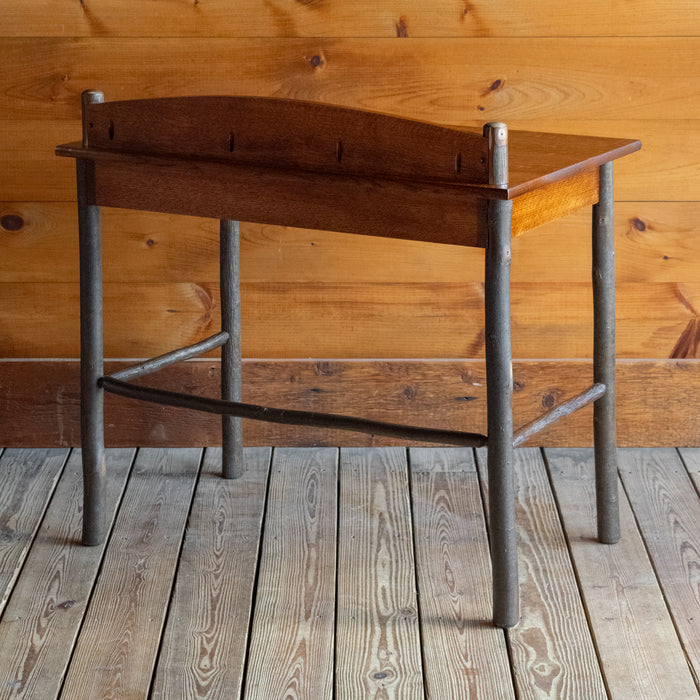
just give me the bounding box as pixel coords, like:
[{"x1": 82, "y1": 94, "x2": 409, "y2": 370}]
[
  {"x1": 238, "y1": 446, "x2": 275, "y2": 700},
  {"x1": 541, "y1": 447, "x2": 614, "y2": 700}
]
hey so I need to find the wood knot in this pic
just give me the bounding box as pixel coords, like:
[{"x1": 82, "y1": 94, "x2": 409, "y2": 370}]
[
  {"x1": 631, "y1": 217, "x2": 646, "y2": 231},
  {"x1": 402, "y1": 385, "x2": 418, "y2": 400},
  {"x1": 1, "y1": 214, "x2": 24, "y2": 232},
  {"x1": 395, "y1": 16, "x2": 409, "y2": 37},
  {"x1": 314, "y1": 361, "x2": 337, "y2": 376},
  {"x1": 308, "y1": 54, "x2": 324, "y2": 68}
]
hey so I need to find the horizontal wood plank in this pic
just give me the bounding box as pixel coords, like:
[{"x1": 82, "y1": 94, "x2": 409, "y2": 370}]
[
  {"x1": 2, "y1": 0, "x2": 698, "y2": 37},
  {"x1": 78, "y1": 95, "x2": 488, "y2": 184},
  {"x1": 1, "y1": 279, "x2": 698, "y2": 359},
  {"x1": 86, "y1": 155, "x2": 486, "y2": 249},
  {"x1": 1, "y1": 359, "x2": 698, "y2": 447},
  {"x1": 0, "y1": 39, "x2": 694, "y2": 123},
  {"x1": 3, "y1": 202, "x2": 699, "y2": 285},
  {"x1": 546, "y1": 448, "x2": 700, "y2": 699}
]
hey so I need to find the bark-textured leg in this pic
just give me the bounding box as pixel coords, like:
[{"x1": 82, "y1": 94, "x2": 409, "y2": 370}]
[
  {"x1": 220, "y1": 219, "x2": 244, "y2": 478},
  {"x1": 593, "y1": 162, "x2": 620, "y2": 544},
  {"x1": 78, "y1": 159, "x2": 106, "y2": 545},
  {"x1": 78, "y1": 90, "x2": 106, "y2": 546},
  {"x1": 483, "y1": 122, "x2": 518, "y2": 628}
]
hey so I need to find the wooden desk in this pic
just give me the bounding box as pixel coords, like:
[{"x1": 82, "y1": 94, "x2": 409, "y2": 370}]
[{"x1": 57, "y1": 92, "x2": 640, "y2": 628}]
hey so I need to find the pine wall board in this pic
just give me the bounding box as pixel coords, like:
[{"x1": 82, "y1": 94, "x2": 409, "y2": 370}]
[
  {"x1": 0, "y1": 1, "x2": 698, "y2": 445},
  {"x1": 2, "y1": 0, "x2": 698, "y2": 37}
]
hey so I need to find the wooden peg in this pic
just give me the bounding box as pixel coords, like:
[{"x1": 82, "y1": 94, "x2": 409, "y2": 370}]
[
  {"x1": 483, "y1": 122, "x2": 508, "y2": 186},
  {"x1": 81, "y1": 89, "x2": 104, "y2": 147}
]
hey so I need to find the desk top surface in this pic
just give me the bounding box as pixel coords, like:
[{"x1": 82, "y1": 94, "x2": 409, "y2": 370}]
[{"x1": 56, "y1": 95, "x2": 640, "y2": 200}]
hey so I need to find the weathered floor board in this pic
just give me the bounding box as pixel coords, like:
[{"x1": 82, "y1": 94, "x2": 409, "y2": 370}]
[
  {"x1": 0, "y1": 449, "x2": 134, "y2": 699},
  {"x1": 546, "y1": 448, "x2": 700, "y2": 699},
  {"x1": 0, "y1": 446, "x2": 698, "y2": 699},
  {"x1": 245, "y1": 448, "x2": 337, "y2": 699},
  {"x1": 336, "y1": 447, "x2": 424, "y2": 699},
  {"x1": 60, "y1": 448, "x2": 203, "y2": 699},
  {"x1": 617, "y1": 448, "x2": 700, "y2": 688},
  {"x1": 680, "y1": 447, "x2": 700, "y2": 495},
  {"x1": 0, "y1": 448, "x2": 69, "y2": 615},
  {"x1": 476, "y1": 447, "x2": 608, "y2": 699},
  {"x1": 152, "y1": 447, "x2": 271, "y2": 699},
  {"x1": 409, "y1": 447, "x2": 514, "y2": 699}
]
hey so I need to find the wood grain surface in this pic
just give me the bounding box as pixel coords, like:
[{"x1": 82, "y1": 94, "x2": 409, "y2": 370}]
[
  {"x1": 6, "y1": 120, "x2": 696, "y2": 203},
  {"x1": 617, "y1": 449, "x2": 700, "y2": 685},
  {"x1": 2, "y1": 278, "x2": 699, "y2": 359},
  {"x1": 78, "y1": 95, "x2": 488, "y2": 183},
  {"x1": 0, "y1": 38, "x2": 694, "y2": 123},
  {"x1": 3, "y1": 0, "x2": 698, "y2": 37},
  {"x1": 3, "y1": 202, "x2": 699, "y2": 285},
  {"x1": 1, "y1": 359, "x2": 698, "y2": 447},
  {"x1": 409, "y1": 447, "x2": 515, "y2": 698},
  {"x1": 6, "y1": 120, "x2": 694, "y2": 203},
  {"x1": 680, "y1": 448, "x2": 700, "y2": 492},
  {"x1": 336, "y1": 447, "x2": 423, "y2": 698},
  {"x1": 245, "y1": 448, "x2": 337, "y2": 699},
  {"x1": 0, "y1": 449, "x2": 68, "y2": 615},
  {"x1": 1, "y1": 0, "x2": 698, "y2": 443},
  {"x1": 60, "y1": 448, "x2": 202, "y2": 699},
  {"x1": 0, "y1": 449, "x2": 134, "y2": 699},
  {"x1": 152, "y1": 448, "x2": 271, "y2": 699},
  {"x1": 546, "y1": 448, "x2": 700, "y2": 699},
  {"x1": 476, "y1": 447, "x2": 607, "y2": 699}
]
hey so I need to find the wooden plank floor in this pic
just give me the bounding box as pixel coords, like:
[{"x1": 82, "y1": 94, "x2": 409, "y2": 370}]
[{"x1": 0, "y1": 447, "x2": 698, "y2": 699}]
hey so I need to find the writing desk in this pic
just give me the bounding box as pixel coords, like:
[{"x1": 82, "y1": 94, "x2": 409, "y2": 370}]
[{"x1": 57, "y1": 91, "x2": 640, "y2": 627}]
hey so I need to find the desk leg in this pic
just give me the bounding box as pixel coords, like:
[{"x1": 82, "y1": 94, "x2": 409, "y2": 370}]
[
  {"x1": 77, "y1": 160, "x2": 106, "y2": 545},
  {"x1": 593, "y1": 162, "x2": 620, "y2": 544},
  {"x1": 485, "y1": 197, "x2": 518, "y2": 628},
  {"x1": 220, "y1": 219, "x2": 244, "y2": 478}
]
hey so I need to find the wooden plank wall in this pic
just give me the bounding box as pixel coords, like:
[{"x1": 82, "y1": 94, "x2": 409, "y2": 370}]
[{"x1": 1, "y1": 1, "x2": 698, "y2": 446}]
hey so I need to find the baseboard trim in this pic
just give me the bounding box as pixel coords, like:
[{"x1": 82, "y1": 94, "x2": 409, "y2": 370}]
[{"x1": 1, "y1": 359, "x2": 697, "y2": 447}]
